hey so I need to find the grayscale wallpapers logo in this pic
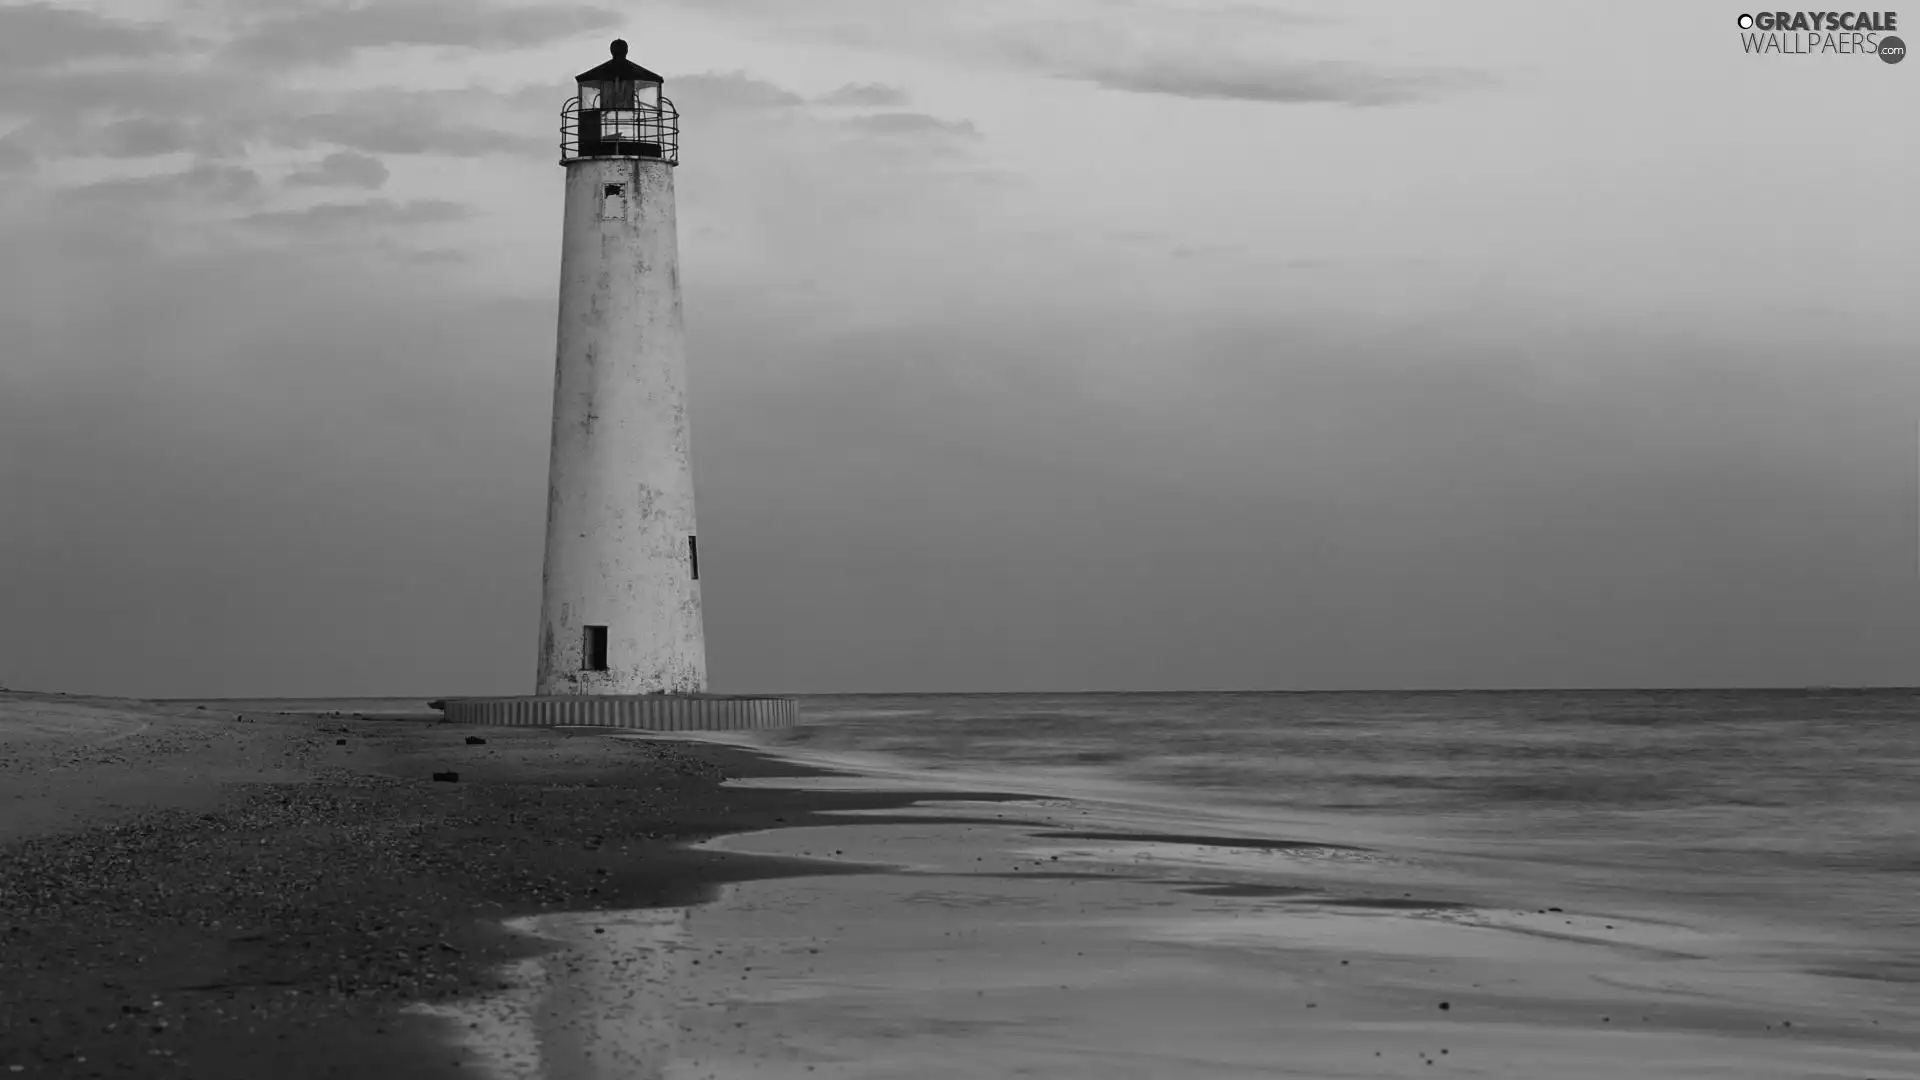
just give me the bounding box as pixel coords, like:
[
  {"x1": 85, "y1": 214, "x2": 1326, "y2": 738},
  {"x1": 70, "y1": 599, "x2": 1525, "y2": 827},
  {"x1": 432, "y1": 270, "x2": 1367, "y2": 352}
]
[{"x1": 1736, "y1": 11, "x2": 1905, "y2": 60}]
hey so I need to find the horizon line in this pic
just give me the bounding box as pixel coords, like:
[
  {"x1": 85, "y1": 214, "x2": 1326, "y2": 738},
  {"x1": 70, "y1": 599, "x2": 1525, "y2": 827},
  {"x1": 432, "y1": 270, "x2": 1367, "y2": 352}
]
[{"x1": 5, "y1": 684, "x2": 1916, "y2": 702}]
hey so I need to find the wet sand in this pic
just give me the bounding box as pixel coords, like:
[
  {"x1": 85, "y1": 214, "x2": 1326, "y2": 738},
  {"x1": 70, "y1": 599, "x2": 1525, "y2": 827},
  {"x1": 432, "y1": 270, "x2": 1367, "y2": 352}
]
[{"x1": 431, "y1": 739, "x2": 1920, "y2": 1079}]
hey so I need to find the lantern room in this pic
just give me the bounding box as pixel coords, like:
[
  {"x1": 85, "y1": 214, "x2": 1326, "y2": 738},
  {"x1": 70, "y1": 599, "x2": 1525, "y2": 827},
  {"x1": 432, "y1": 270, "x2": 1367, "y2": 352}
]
[{"x1": 561, "y1": 39, "x2": 680, "y2": 164}]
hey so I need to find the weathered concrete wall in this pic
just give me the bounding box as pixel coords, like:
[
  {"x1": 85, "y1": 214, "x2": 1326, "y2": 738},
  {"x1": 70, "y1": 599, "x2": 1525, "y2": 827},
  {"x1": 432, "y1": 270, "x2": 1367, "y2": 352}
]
[{"x1": 537, "y1": 157, "x2": 707, "y2": 695}]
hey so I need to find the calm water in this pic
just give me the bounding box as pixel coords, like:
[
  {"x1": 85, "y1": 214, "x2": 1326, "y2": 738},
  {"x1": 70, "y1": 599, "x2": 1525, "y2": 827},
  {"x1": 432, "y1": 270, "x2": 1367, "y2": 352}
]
[{"x1": 767, "y1": 690, "x2": 1920, "y2": 981}]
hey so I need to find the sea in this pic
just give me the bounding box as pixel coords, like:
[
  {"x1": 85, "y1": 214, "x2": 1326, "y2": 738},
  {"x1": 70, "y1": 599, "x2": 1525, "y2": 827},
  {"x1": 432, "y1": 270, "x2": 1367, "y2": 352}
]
[{"x1": 761, "y1": 689, "x2": 1920, "y2": 988}]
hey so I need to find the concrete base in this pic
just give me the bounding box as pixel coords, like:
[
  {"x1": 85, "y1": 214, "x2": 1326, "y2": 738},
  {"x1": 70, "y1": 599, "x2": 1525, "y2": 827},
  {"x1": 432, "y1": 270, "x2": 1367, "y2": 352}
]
[{"x1": 436, "y1": 694, "x2": 796, "y2": 731}]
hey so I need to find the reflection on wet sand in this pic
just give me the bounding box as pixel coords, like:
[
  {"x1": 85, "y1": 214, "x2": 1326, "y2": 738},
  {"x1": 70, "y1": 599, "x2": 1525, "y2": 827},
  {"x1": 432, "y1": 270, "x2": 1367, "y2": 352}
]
[{"x1": 415, "y1": 768, "x2": 1920, "y2": 1080}]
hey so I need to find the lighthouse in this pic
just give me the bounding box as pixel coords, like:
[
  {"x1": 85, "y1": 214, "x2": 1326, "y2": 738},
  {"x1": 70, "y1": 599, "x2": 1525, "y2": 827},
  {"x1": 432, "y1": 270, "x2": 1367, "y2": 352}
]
[
  {"x1": 434, "y1": 41, "x2": 793, "y2": 730},
  {"x1": 536, "y1": 39, "x2": 704, "y2": 696}
]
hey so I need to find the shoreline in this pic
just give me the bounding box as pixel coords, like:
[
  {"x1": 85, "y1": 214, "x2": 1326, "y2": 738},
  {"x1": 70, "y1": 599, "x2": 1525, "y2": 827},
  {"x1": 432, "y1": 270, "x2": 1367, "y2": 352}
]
[
  {"x1": 7, "y1": 692, "x2": 1918, "y2": 1078},
  {"x1": 0, "y1": 691, "x2": 1021, "y2": 1078},
  {"x1": 428, "y1": 737, "x2": 1920, "y2": 1079}
]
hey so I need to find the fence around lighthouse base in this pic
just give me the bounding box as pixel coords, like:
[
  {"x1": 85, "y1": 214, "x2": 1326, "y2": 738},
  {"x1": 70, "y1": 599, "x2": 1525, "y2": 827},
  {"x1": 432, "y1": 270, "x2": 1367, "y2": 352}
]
[{"x1": 435, "y1": 694, "x2": 796, "y2": 731}]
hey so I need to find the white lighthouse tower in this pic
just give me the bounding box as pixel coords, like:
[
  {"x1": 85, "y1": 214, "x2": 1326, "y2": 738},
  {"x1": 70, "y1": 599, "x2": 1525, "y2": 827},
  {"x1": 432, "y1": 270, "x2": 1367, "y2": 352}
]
[
  {"x1": 537, "y1": 39, "x2": 704, "y2": 696},
  {"x1": 435, "y1": 42, "x2": 792, "y2": 730}
]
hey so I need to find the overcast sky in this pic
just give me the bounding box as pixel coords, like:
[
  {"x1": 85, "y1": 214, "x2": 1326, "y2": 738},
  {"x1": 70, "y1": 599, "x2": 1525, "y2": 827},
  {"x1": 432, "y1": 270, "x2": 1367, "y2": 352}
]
[{"x1": 1, "y1": 0, "x2": 1914, "y2": 697}]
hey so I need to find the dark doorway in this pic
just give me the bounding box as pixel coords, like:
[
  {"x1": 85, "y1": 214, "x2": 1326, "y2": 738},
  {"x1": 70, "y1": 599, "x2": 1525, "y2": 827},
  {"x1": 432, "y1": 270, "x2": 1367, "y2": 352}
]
[{"x1": 583, "y1": 625, "x2": 609, "y2": 671}]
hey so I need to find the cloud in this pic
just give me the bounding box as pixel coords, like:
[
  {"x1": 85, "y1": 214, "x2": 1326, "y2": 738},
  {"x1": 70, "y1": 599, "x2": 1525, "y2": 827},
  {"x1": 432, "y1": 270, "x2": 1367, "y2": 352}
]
[
  {"x1": 378, "y1": 243, "x2": 469, "y2": 264},
  {"x1": 843, "y1": 112, "x2": 977, "y2": 138},
  {"x1": 0, "y1": 111, "x2": 250, "y2": 164},
  {"x1": 221, "y1": 1, "x2": 622, "y2": 68},
  {"x1": 1170, "y1": 243, "x2": 1242, "y2": 260},
  {"x1": 279, "y1": 102, "x2": 545, "y2": 157},
  {"x1": 1073, "y1": 57, "x2": 1488, "y2": 106},
  {"x1": 2, "y1": 81, "x2": 534, "y2": 166},
  {"x1": 816, "y1": 82, "x2": 911, "y2": 106},
  {"x1": 649, "y1": 1, "x2": 1480, "y2": 107},
  {"x1": 286, "y1": 150, "x2": 391, "y2": 189},
  {"x1": 236, "y1": 198, "x2": 473, "y2": 232},
  {"x1": 60, "y1": 163, "x2": 262, "y2": 205},
  {"x1": 504, "y1": 83, "x2": 571, "y2": 112},
  {"x1": 0, "y1": 138, "x2": 31, "y2": 173},
  {"x1": 0, "y1": 3, "x2": 180, "y2": 71},
  {"x1": 96, "y1": 117, "x2": 196, "y2": 158},
  {"x1": 0, "y1": 64, "x2": 241, "y2": 125},
  {"x1": 976, "y1": 16, "x2": 1487, "y2": 105},
  {"x1": 669, "y1": 71, "x2": 806, "y2": 112}
]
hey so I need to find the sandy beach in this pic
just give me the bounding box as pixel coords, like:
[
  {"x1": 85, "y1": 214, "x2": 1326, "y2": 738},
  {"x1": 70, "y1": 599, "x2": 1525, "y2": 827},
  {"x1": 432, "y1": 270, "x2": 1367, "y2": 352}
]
[
  {"x1": 4, "y1": 693, "x2": 1916, "y2": 1079},
  {"x1": 0, "y1": 692, "x2": 1012, "y2": 1078}
]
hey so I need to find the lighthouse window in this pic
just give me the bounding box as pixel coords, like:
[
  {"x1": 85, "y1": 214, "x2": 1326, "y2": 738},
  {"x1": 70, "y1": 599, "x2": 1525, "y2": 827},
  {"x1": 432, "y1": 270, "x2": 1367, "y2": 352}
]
[
  {"x1": 583, "y1": 625, "x2": 609, "y2": 671},
  {"x1": 689, "y1": 535, "x2": 698, "y2": 580},
  {"x1": 604, "y1": 184, "x2": 623, "y2": 197}
]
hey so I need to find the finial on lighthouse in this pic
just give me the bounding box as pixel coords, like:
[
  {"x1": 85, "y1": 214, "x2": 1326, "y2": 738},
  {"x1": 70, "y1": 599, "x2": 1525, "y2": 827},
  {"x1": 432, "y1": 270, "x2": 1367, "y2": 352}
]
[{"x1": 610, "y1": 38, "x2": 628, "y2": 59}]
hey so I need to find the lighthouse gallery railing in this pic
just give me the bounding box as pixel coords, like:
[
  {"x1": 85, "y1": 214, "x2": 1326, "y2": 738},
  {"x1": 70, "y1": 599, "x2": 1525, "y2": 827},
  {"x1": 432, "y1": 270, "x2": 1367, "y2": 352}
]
[{"x1": 560, "y1": 95, "x2": 680, "y2": 164}]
